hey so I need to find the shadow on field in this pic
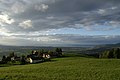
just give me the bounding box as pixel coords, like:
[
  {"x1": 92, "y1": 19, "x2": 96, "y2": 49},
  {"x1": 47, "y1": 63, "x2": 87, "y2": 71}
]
[
  {"x1": 0, "y1": 63, "x2": 23, "y2": 67},
  {"x1": 0, "y1": 59, "x2": 57, "y2": 67},
  {"x1": 31, "y1": 59, "x2": 57, "y2": 64}
]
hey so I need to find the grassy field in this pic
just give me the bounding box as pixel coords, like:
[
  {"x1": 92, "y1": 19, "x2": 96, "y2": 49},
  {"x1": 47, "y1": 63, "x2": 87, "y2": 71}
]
[{"x1": 0, "y1": 54, "x2": 120, "y2": 80}]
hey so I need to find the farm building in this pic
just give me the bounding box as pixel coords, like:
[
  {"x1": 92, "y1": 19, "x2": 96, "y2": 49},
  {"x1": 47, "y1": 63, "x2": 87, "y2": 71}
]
[{"x1": 26, "y1": 57, "x2": 44, "y2": 64}]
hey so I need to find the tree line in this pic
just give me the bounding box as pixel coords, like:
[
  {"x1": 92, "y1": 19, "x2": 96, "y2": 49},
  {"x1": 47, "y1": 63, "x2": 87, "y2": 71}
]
[{"x1": 99, "y1": 48, "x2": 120, "y2": 59}]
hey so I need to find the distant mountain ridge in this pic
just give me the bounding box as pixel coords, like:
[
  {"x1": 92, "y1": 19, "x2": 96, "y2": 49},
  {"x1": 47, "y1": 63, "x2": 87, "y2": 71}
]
[
  {"x1": 104, "y1": 43, "x2": 120, "y2": 48},
  {"x1": 0, "y1": 43, "x2": 120, "y2": 48}
]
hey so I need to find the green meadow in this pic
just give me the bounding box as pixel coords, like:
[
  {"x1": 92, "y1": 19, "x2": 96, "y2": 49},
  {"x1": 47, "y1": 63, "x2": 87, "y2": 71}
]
[{"x1": 0, "y1": 54, "x2": 120, "y2": 80}]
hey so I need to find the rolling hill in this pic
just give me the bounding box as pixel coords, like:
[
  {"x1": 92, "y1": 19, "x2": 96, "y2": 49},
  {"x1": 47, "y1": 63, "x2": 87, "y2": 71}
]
[{"x1": 0, "y1": 54, "x2": 120, "y2": 80}]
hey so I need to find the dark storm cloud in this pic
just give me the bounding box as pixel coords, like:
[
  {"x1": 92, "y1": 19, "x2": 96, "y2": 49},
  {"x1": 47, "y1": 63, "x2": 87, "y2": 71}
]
[
  {"x1": 0, "y1": 0, "x2": 120, "y2": 46},
  {"x1": 1, "y1": 0, "x2": 120, "y2": 32}
]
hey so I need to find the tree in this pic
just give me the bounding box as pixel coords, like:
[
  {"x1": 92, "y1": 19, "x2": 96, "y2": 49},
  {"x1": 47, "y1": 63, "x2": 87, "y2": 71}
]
[
  {"x1": 113, "y1": 48, "x2": 118, "y2": 58},
  {"x1": 104, "y1": 51, "x2": 109, "y2": 58},
  {"x1": 117, "y1": 48, "x2": 120, "y2": 58},
  {"x1": 100, "y1": 48, "x2": 120, "y2": 59},
  {"x1": 31, "y1": 50, "x2": 34, "y2": 54},
  {"x1": 9, "y1": 52, "x2": 15, "y2": 58},
  {"x1": 100, "y1": 50, "x2": 110, "y2": 58},
  {"x1": 1, "y1": 55, "x2": 7, "y2": 63},
  {"x1": 55, "y1": 48, "x2": 63, "y2": 57},
  {"x1": 48, "y1": 51, "x2": 53, "y2": 56},
  {"x1": 20, "y1": 55, "x2": 26, "y2": 65},
  {"x1": 40, "y1": 49, "x2": 44, "y2": 53},
  {"x1": 108, "y1": 49, "x2": 114, "y2": 58},
  {"x1": 114, "y1": 48, "x2": 120, "y2": 58},
  {"x1": 6, "y1": 56, "x2": 11, "y2": 62}
]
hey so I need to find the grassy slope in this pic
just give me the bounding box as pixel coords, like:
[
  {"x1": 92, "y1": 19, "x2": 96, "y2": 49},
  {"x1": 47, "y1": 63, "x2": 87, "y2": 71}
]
[{"x1": 0, "y1": 55, "x2": 120, "y2": 80}]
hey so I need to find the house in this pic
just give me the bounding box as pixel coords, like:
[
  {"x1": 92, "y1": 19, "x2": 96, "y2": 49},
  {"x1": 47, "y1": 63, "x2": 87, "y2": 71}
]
[
  {"x1": 26, "y1": 57, "x2": 44, "y2": 64},
  {"x1": 42, "y1": 53, "x2": 51, "y2": 61},
  {"x1": 26, "y1": 50, "x2": 51, "y2": 63},
  {"x1": 43, "y1": 54, "x2": 51, "y2": 59},
  {"x1": 26, "y1": 51, "x2": 44, "y2": 63},
  {"x1": 11, "y1": 56, "x2": 21, "y2": 61}
]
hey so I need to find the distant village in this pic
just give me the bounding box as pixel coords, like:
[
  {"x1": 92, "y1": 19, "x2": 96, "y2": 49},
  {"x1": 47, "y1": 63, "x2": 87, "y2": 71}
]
[{"x1": 0, "y1": 48, "x2": 63, "y2": 64}]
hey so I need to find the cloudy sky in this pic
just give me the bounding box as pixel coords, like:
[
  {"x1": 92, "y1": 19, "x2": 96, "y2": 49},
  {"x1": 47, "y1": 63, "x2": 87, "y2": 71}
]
[{"x1": 0, "y1": 0, "x2": 120, "y2": 46}]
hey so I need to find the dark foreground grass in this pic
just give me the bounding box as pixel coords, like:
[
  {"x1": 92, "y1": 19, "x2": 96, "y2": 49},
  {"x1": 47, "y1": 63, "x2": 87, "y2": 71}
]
[{"x1": 0, "y1": 55, "x2": 120, "y2": 80}]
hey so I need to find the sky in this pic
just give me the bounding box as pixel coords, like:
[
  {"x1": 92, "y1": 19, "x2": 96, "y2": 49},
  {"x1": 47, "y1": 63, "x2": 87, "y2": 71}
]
[{"x1": 0, "y1": 0, "x2": 120, "y2": 46}]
